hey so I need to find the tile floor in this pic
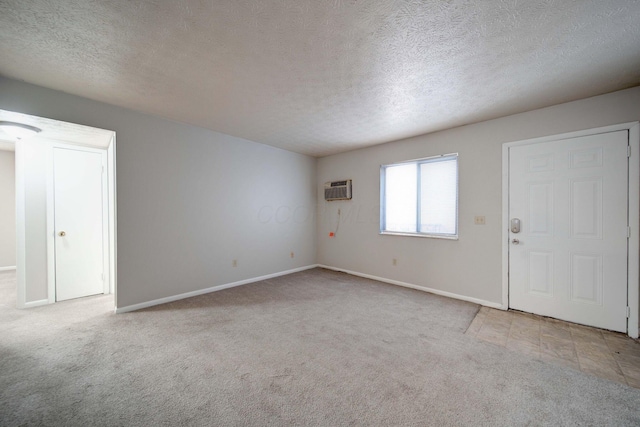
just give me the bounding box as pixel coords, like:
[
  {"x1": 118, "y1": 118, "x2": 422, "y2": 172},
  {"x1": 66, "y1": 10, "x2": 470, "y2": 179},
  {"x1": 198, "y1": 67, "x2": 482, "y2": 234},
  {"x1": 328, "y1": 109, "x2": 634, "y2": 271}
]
[{"x1": 466, "y1": 306, "x2": 640, "y2": 388}]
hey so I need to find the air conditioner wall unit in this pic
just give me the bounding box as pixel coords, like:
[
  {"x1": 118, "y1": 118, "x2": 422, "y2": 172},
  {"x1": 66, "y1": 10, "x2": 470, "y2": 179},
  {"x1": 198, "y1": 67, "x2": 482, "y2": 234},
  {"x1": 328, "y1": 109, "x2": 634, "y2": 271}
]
[{"x1": 324, "y1": 179, "x2": 352, "y2": 201}]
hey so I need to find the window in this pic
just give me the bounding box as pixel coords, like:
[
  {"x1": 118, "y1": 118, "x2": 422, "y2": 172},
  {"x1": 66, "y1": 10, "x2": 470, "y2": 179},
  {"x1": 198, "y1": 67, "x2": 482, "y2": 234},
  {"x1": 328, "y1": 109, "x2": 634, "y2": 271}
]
[{"x1": 380, "y1": 154, "x2": 458, "y2": 239}]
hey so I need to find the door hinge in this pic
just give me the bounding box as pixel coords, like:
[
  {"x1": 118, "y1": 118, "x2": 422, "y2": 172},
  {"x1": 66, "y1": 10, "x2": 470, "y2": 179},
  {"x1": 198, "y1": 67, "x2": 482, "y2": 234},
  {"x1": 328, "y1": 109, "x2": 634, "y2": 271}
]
[
  {"x1": 101, "y1": 273, "x2": 105, "y2": 281},
  {"x1": 627, "y1": 306, "x2": 631, "y2": 318},
  {"x1": 628, "y1": 146, "x2": 631, "y2": 158},
  {"x1": 628, "y1": 226, "x2": 631, "y2": 239}
]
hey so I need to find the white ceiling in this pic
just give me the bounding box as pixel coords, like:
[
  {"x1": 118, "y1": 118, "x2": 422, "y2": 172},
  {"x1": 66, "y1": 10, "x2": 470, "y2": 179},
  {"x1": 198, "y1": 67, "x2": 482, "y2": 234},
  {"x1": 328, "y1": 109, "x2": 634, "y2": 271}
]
[{"x1": 0, "y1": 1, "x2": 639, "y2": 157}]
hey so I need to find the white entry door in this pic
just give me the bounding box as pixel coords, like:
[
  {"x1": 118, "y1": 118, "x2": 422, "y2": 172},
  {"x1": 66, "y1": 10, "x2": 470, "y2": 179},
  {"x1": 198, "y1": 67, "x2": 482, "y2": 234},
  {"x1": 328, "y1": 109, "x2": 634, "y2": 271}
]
[
  {"x1": 54, "y1": 147, "x2": 106, "y2": 301},
  {"x1": 509, "y1": 130, "x2": 629, "y2": 332}
]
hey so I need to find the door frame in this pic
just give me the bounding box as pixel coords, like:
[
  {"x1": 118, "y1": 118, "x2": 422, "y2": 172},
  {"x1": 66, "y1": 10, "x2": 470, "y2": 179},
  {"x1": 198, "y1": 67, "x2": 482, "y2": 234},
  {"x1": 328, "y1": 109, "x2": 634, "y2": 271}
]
[
  {"x1": 46, "y1": 142, "x2": 110, "y2": 302},
  {"x1": 501, "y1": 122, "x2": 640, "y2": 338}
]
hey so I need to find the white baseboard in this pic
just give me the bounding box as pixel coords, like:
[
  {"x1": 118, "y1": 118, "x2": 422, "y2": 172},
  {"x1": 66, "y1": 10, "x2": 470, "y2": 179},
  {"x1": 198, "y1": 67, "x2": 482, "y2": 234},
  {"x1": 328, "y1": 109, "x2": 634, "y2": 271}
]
[
  {"x1": 0, "y1": 266, "x2": 16, "y2": 272},
  {"x1": 115, "y1": 264, "x2": 320, "y2": 314},
  {"x1": 23, "y1": 299, "x2": 49, "y2": 308},
  {"x1": 318, "y1": 265, "x2": 504, "y2": 310}
]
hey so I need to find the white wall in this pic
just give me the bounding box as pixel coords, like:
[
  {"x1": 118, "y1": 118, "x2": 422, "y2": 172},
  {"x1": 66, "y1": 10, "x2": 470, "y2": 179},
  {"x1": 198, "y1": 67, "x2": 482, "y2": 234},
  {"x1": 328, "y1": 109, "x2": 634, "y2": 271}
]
[
  {"x1": 0, "y1": 150, "x2": 16, "y2": 268},
  {"x1": 0, "y1": 77, "x2": 317, "y2": 309},
  {"x1": 15, "y1": 139, "x2": 49, "y2": 302},
  {"x1": 317, "y1": 86, "x2": 640, "y2": 306}
]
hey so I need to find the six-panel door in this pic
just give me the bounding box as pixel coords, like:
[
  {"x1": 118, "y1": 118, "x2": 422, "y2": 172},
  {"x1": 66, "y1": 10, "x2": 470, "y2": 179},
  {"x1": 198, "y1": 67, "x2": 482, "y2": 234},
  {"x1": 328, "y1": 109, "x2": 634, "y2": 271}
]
[{"x1": 509, "y1": 130, "x2": 629, "y2": 332}]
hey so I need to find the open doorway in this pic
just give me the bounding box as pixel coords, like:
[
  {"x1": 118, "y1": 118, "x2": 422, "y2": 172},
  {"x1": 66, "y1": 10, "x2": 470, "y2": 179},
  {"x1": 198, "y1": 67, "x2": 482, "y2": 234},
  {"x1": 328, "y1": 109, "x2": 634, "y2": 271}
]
[
  {"x1": 0, "y1": 109, "x2": 116, "y2": 310},
  {"x1": 0, "y1": 142, "x2": 16, "y2": 308}
]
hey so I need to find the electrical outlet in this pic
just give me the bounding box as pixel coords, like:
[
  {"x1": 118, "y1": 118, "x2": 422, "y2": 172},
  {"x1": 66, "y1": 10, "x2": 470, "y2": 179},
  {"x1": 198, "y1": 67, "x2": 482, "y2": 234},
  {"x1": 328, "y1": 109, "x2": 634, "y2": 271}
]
[
  {"x1": 392, "y1": 258, "x2": 397, "y2": 266},
  {"x1": 232, "y1": 259, "x2": 237, "y2": 267},
  {"x1": 290, "y1": 252, "x2": 294, "y2": 258},
  {"x1": 474, "y1": 216, "x2": 486, "y2": 225}
]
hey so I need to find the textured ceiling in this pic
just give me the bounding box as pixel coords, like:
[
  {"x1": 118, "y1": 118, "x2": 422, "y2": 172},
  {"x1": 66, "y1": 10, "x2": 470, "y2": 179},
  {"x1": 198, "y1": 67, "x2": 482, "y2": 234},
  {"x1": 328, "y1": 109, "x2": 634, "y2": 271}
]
[{"x1": 0, "y1": 1, "x2": 639, "y2": 157}]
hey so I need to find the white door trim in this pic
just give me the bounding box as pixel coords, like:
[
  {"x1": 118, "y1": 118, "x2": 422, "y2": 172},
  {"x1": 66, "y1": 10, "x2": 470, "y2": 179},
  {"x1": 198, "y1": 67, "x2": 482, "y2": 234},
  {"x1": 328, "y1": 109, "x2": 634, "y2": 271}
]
[
  {"x1": 502, "y1": 122, "x2": 640, "y2": 338},
  {"x1": 108, "y1": 135, "x2": 117, "y2": 300},
  {"x1": 47, "y1": 142, "x2": 110, "y2": 302},
  {"x1": 628, "y1": 123, "x2": 640, "y2": 338},
  {"x1": 15, "y1": 139, "x2": 27, "y2": 309}
]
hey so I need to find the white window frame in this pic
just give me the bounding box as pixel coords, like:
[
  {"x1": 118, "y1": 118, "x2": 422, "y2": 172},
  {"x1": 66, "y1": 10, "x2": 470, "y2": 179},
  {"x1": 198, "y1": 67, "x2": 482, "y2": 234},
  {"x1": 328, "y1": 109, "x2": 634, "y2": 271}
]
[{"x1": 380, "y1": 153, "x2": 459, "y2": 240}]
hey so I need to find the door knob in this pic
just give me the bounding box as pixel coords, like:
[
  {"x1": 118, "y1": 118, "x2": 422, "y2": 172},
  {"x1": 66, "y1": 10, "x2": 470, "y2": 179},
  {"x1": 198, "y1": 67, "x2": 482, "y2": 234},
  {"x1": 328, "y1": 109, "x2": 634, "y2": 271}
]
[
  {"x1": 58, "y1": 231, "x2": 66, "y2": 237},
  {"x1": 512, "y1": 238, "x2": 519, "y2": 245}
]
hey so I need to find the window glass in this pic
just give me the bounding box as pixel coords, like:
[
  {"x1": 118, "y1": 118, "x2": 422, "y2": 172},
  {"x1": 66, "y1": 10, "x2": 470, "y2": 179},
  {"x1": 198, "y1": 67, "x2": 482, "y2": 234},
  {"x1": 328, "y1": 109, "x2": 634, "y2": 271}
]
[
  {"x1": 385, "y1": 163, "x2": 417, "y2": 233},
  {"x1": 419, "y1": 158, "x2": 457, "y2": 235},
  {"x1": 381, "y1": 154, "x2": 458, "y2": 238}
]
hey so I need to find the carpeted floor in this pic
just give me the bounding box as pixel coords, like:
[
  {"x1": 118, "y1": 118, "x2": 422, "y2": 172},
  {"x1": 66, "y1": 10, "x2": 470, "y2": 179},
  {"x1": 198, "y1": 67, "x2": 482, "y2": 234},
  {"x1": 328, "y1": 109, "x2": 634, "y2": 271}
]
[{"x1": 1, "y1": 268, "x2": 639, "y2": 426}]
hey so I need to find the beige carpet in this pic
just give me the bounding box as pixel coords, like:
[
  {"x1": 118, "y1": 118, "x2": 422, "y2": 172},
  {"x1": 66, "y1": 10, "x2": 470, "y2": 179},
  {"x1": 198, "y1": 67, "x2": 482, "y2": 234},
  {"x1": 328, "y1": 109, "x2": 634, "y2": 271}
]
[{"x1": 0, "y1": 268, "x2": 639, "y2": 426}]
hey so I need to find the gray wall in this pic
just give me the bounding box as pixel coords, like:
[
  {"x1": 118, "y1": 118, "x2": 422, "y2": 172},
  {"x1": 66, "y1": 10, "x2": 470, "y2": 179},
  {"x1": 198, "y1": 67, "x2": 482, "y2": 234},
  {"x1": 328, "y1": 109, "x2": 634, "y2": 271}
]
[
  {"x1": 0, "y1": 150, "x2": 15, "y2": 268},
  {"x1": 3, "y1": 74, "x2": 638, "y2": 312},
  {"x1": 317, "y1": 86, "x2": 640, "y2": 305},
  {"x1": 0, "y1": 77, "x2": 317, "y2": 309}
]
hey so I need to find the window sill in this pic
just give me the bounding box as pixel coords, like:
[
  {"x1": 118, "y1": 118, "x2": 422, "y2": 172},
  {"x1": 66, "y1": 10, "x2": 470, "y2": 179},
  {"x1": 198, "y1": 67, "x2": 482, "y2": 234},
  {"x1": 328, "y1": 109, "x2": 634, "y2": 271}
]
[{"x1": 379, "y1": 231, "x2": 459, "y2": 240}]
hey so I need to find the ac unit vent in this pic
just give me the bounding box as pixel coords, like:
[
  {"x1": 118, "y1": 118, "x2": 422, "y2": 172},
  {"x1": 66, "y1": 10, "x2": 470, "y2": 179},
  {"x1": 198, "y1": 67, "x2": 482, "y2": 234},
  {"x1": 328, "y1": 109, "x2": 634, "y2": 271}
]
[{"x1": 324, "y1": 179, "x2": 352, "y2": 201}]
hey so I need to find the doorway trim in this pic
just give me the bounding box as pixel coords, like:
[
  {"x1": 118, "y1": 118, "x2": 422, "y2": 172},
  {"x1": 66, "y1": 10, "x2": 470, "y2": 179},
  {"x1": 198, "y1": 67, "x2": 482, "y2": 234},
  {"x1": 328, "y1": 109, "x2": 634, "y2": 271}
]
[
  {"x1": 11, "y1": 109, "x2": 117, "y2": 310},
  {"x1": 15, "y1": 139, "x2": 28, "y2": 308},
  {"x1": 46, "y1": 141, "x2": 111, "y2": 303},
  {"x1": 501, "y1": 122, "x2": 640, "y2": 338}
]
